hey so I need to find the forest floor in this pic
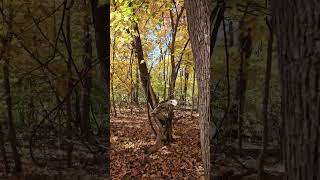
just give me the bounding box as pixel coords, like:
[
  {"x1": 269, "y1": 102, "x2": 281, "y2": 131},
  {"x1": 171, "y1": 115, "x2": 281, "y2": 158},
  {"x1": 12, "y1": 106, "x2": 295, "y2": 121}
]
[
  {"x1": 0, "y1": 127, "x2": 109, "y2": 180},
  {"x1": 110, "y1": 109, "x2": 204, "y2": 179}
]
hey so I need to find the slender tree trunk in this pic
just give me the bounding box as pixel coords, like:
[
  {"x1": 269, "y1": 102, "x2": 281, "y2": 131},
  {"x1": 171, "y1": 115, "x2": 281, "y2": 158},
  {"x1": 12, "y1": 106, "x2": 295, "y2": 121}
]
[
  {"x1": 236, "y1": 5, "x2": 250, "y2": 156},
  {"x1": 81, "y1": 4, "x2": 92, "y2": 136},
  {"x1": 191, "y1": 68, "x2": 196, "y2": 116},
  {"x1": 0, "y1": 120, "x2": 9, "y2": 174},
  {"x1": 185, "y1": 0, "x2": 211, "y2": 178},
  {"x1": 1, "y1": 11, "x2": 22, "y2": 173},
  {"x1": 165, "y1": 6, "x2": 185, "y2": 144},
  {"x1": 65, "y1": 6, "x2": 73, "y2": 167},
  {"x1": 184, "y1": 69, "x2": 189, "y2": 107},
  {"x1": 257, "y1": 17, "x2": 273, "y2": 180},
  {"x1": 3, "y1": 46, "x2": 22, "y2": 174},
  {"x1": 237, "y1": 27, "x2": 251, "y2": 156},
  {"x1": 132, "y1": 23, "x2": 158, "y2": 109},
  {"x1": 75, "y1": 89, "x2": 82, "y2": 133},
  {"x1": 271, "y1": 0, "x2": 320, "y2": 179},
  {"x1": 210, "y1": 0, "x2": 224, "y2": 158},
  {"x1": 134, "y1": 64, "x2": 139, "y2": 105},
  {"x1": 111, "y1": 38, "x2": 117, "y2": 117},
  {"x1": 130, "y1": 49, "x2": 134, "y2": 114},
  {"x1": 228, "y1": 21, "x2": 233, "y2": 47},
  {"x1": 237, "y1": 54, "x2": 245, "y2": 156},
  {"x1": 162, "y1": 49, "x2": 167, "y2": 101}
]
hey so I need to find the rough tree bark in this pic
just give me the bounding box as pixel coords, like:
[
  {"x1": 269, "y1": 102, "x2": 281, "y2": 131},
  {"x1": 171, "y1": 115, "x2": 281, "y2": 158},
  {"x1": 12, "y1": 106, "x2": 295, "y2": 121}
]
[
  {"x1": 271, "y1": 0, "x2": 320, "y2": 179},
  {"x1": 185, "y1": 0, "x2": 211, "y2": 179}
]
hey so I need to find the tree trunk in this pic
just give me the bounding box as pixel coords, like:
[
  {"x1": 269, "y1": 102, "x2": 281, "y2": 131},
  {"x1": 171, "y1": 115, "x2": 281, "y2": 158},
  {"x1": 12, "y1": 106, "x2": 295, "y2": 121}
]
[
  {"x1": 1, "y1": 12, "x2": 22, "y2": 173},
  {"x1": 162, "y1": 49, "x2": 167, "y2": 101},
  {"x1": 90, "y1": 2, "x2": 110, "y2": 176},
  {"x1": 0, "y1": 119, "x2": 9, "y2": 174},
  {"x1": 271, "y1": 0, "x2": 320, "y2": 179},
  {"x1": 90, "y1": 0, "x2": 110, "y2": 135},
  {"x1": 75, "y1": 89, "x2": 82, "y2": 134},
  {"x1": 184, "y1": 69, "x2": 189, "y2": 107},
  {"x1": 228, "y1": 21, "x2": 234, "y2": 47},
  {"x1": 164, "y1": 6, "x2": 185, "y2": 144},
  {"x1": 65, "y1": 6, "x2": 73, "y2": 167},
  {"x1": 237, "y1": 26, "x2": 251, "y2": 156},
  {"x1": 129, "y1": 49, "x2": 134, "y2": 114},
  {"x1": 111, "y1": 38, "x2": 117, "y2": 117},
  {"x1": 3, "y1": 45, "x2": 22, "y2": 175},
  {"x1": 237, "y1": 53, "x2": 246, "y2": 156},
  {"x1": 134, "y1": 63, "x2": 140, "y2": 105},
  {"x1": 81, "y1": 5, "x2": 92, "y2": 136},
  {"x1": 257, "y1": 17, "x2": 273, "y2": 180},
  {"x1": 185, "y1": 0, "x2": 211, "y2": 179},
  {"x1": 132, "y1": 23, "x2": 158, "y2": 109}
]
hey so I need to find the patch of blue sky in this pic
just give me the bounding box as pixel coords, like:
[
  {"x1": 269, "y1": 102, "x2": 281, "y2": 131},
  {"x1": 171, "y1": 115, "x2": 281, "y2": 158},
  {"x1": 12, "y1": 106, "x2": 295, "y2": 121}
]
[{"x1": 146, "y1": 29, "x2": 172, "y2": 68}]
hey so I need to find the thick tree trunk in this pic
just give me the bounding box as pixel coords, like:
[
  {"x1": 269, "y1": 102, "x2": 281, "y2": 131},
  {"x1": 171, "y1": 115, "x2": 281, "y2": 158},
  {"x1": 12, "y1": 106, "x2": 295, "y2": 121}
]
[
  {"x1": 271, "y1": 0, "x2": 320, "y2": 179},
  {"x1": 90, "y1": 1, "x2": 110, "y2": 177},
  {"x1": 257, "y1": 17, "x2": 273, "y2": 180},
  {"x1": 90, "y1": 0, "x2": 110, "y2": 134},
  {"x1": 185, "y1": 0, "x2": 211, "y2": 179}
]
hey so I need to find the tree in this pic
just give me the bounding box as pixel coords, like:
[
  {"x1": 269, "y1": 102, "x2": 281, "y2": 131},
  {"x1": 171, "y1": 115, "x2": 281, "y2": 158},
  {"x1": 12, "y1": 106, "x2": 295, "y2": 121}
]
[
  {"x1": 185, "y1": 0, "x2": 211, "y2": 179},
  {"x1": 271, "y1": 0, "x2": 320, "y2": 179},
  {"x1": 90, "y1": 0, "x2": 110, "y2": 176},
  {"x1": 257, "y1": 17, "x2": 273, "y2": 180},
  {"x1": 0, "y1": 121, "x2": 9, "y2": 174},
  {"x1": 80, "y1": 2, "x2": 93, "y2": 136},
  {"x1": 0, "y1": 6, "x2": 22, "y2": 174}
]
